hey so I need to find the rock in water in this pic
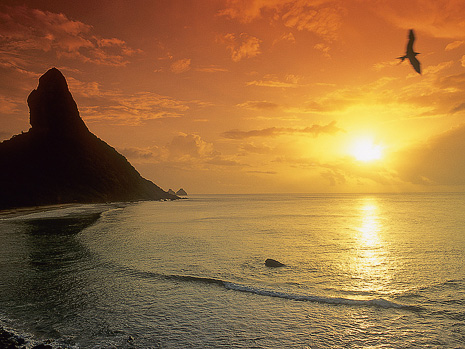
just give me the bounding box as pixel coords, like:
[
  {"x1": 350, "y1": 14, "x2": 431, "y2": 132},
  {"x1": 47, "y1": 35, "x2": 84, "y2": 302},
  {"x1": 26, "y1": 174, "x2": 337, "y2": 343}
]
[
  {"x1": 176, "y1": 188, "x2": 188, "y2": 196},
  {"x1": 0, "y1": 68, "x2": 178, "y2": 209},
  {"x1": 265, "y1": 259, "x2": 285, "y2": 267}
]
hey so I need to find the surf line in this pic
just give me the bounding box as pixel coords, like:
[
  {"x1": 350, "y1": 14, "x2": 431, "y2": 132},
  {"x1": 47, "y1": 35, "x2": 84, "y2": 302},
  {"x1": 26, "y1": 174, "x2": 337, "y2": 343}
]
[
  {"x1": 122, "y1": 267, "x2": 419, "y2": 311},
  {"x1": 222, "y1": 282, "x2": 421, "y2": 311}
]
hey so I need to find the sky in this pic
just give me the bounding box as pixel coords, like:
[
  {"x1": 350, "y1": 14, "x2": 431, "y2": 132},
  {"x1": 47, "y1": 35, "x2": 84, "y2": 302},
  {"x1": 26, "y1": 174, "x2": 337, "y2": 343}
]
[{"x1": 2, "y1": 0, "x2": 465, "y2": 194}]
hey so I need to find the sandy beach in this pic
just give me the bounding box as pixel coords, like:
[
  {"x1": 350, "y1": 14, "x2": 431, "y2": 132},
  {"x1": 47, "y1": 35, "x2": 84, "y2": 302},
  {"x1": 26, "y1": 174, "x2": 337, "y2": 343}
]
[{"x1": 0, "y1": 203, "x2": 79, "y2": 219}]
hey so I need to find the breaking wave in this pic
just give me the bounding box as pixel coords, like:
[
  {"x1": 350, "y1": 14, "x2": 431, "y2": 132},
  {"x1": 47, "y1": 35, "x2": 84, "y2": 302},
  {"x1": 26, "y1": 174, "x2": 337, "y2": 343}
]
[{"x1": 122, "y1": 267, "x2": 418, "y2": 311}]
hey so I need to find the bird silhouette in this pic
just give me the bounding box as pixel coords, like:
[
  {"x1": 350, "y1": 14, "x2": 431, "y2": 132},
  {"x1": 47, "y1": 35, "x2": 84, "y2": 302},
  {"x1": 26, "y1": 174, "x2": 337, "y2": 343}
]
[{"x1": 398, "y1": 29, "x2": 421, "y2": 74}]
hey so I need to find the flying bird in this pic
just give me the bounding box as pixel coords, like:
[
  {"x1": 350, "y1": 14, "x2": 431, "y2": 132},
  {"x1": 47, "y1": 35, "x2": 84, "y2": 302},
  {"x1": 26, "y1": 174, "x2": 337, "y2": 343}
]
[{"x1": 398, "y1": 29, "x2": 421, "y2": 74}]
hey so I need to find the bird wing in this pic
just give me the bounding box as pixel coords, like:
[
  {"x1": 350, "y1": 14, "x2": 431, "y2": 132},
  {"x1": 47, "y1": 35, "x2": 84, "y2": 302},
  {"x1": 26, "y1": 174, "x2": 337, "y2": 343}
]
[
  {"x1": 408, "y1": 55, "x2": 421, "y2": 74},
  {"x1": 406, "y1": 29, "x2": 415, "y2": 54}
]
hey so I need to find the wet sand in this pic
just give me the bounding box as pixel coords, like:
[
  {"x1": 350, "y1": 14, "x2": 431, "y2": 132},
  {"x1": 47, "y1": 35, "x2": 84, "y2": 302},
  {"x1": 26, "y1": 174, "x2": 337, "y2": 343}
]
[{"x1": 0, "y1": 203, "x2": 78, "y2": 219}]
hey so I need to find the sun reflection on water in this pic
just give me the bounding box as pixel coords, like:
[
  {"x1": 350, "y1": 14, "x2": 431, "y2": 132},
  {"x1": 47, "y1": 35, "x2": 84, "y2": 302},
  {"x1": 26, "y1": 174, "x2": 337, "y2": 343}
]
[
  {"x1": 359, "y1": 201, "x2": 380, "y2": 249},
  {"x1": 351, "y1": 197, "x2": 390, "y2": 294}
]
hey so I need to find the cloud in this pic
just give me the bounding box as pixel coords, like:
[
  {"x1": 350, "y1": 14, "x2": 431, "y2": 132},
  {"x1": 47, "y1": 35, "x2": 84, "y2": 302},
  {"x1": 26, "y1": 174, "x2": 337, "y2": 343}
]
[
  {"x1": 436, "y1": 72, "x2": 465, "y2": 90},
  {"x1": 246, "y1": 80, "x2": 295, "y2": 88},
  {"x1": 170, "y1": 58, "x2": 191, "y2": 74},
  {"x1": 0, "y1": 50, "x2": 38, "y2": 76},
  {"x1": 373, "y1": 60, "x2": 400, "y2": 71},
  {"x1": 206, "y1": 157, "x2": 243, "y2": 166},
  {"x1": 0, "y1": 95, "x2": 22, "y2": 114},
  {"x1": 122, "y1": 133, "x2": 242, "y2": 170},
  {"x1": 83, "y1": 93, "x2": 188, "y2": 124},
  {"x1": 434, "y1": 72, "x2": 465, "y2": 114},
  {"x1": 395, "y1": 124, "x2": 465, "y2": 185},
  {"x1": 272, "y1": 155, "x2": 319, "y2": 169},
  {"x1": 0, "y1": 5, "x2": 139, "y2": 67},
  {"x1": 119, "y1": 147, "x2": 158, "y2": 159},
  {"x1": 320, "y1": 169, "x2": 346, "y2": 186},
  {"x1": 247, "y1": 170, "x2": 277, "y2": 175},
  {"x1": 240, "y1": 143, "x2": 273, "y2": 154},
  {"x1": 220, "y1": 33, "x2": 261, "y2": 62},
  {"x1": 65, "y1": 77, "x2": 193, "y2": 125},
  {"x1": 295, "y1": 69, "x2": 465, "y2": 118},
  {"x1": 271, "y1": 154, "x2": 395, "y2": 187},
  {"x1": 222, "y1": 121, "x2": 343, "y2": 139},
  {"x1": 120, "y1": 133, "x2": 217, "y2": 162},
  {"x1": 322, "y1": 159, "x2": 394, "y2": 187},
  {"x1": 450, "y1": 102, "x2": 465, "y2": 114},
  {"x1": 281, "y1": 1, "x2": 344, "y2": 41},
  {"x1": 196, "y1": 65, "x2": 229, "y2": 73},
  {"x1": 218, "y1": 0, "x2": 283, "y2": 23},
  {"x1": 246, "y1": 74, "x2": 301, "y2": 88},
  {"x1": 313, "y1": 43, "x2": 331, "y2": 57},
  {"x1": 219, "y1": 0, "x2": 345, "y2": 41},
  {"x1": 328, "y1": 159, "x2": 396, "y2": 187},
  {"x1": 237, "y1": 100, "x2": 281, "y2": 110},
  {"x1": 422, "y1": 61, "x2": 454, "y2": 75},
  {"x1": 445, "y1": 40, "x2": 464, "y2": 51},
  {"x1": 272, "y1": 32, "x2": 296, "y2": 45},
  {"x1": 167, "y1": 132, "x2": 216, "y2": 159},
  {"x1": 366, "y1": 0, "x2": 465, "y2": 39}
]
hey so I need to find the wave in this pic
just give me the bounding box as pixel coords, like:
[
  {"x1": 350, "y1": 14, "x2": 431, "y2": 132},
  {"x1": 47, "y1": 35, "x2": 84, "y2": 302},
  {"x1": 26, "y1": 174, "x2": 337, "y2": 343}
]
[
  {"x1": 396, "y1": 278, "x2": 465, "y2": 300},
  {"x1": 120, "y1": 267, "x2": 418, "y2": 311},
  {"x1": 122, "y1": 268, "x2": 225, "y2": 286},
  {"x1": 222, "y1": 282, "x2": 418, "y2": 310}
]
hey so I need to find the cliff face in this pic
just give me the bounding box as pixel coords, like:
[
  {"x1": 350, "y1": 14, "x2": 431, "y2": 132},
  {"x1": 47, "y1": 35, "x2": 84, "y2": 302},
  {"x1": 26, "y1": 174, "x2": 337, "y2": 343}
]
[{"x1": 0, "y1": 68, "x2": 177, "y2": 209}]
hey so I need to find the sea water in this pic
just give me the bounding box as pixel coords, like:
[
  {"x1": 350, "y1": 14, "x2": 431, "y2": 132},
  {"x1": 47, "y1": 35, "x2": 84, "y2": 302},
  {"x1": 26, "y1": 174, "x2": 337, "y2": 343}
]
[{"x1": 0, "y1": 193, "x2": 464, "y2": 348}]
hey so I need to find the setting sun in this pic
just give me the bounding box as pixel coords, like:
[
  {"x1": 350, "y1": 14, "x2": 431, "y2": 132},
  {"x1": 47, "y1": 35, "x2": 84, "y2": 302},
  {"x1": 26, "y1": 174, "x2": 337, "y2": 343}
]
[{"x1": 350, "y1": 138, "x2": 383, "y2": 162}]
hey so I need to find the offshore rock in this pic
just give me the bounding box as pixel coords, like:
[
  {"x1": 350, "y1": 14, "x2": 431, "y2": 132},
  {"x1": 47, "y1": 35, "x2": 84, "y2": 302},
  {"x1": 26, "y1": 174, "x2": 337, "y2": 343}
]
[
  {"x1": 0, "y1": 68, "x2": 178, "y2": 209},
  {"x1": 176, "y1": 188, "x2": 188, "y2": 196},
  {"x1": 265, "y1": 259, "x2": 285, "y2": 268}
]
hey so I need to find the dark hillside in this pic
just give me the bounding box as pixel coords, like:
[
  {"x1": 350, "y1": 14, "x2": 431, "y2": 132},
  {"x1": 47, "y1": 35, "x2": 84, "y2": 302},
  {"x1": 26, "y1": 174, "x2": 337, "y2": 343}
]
[{"x1": 0, "y1": 68, "x2": 177, "y2": 209}]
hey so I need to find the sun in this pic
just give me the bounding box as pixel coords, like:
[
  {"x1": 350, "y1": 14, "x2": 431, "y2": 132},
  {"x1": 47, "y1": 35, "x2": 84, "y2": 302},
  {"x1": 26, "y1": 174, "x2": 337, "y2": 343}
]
[{"x1": 350, "y1": 138, "x2": 383, "y2": 162}]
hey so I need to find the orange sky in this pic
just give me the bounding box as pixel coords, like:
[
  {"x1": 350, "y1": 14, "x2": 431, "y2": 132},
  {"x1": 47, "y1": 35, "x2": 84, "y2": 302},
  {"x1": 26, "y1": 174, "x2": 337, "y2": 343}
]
[{"x1": 2, "y1": 0, "x2": 465, "y2": 194}]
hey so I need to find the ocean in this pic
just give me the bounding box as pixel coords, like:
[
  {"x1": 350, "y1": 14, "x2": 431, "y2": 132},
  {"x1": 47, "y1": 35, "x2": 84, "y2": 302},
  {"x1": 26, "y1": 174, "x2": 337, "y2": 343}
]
[{"x1": 0, "y1": 193, "x2": 464, "y2": 348}]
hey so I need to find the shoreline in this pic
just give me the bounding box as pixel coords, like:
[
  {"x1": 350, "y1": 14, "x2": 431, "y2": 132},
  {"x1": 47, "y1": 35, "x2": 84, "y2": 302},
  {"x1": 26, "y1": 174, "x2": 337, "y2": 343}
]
[
  {"x1": 0, "y1": 197, "x2": 182, "y2": 220},
  {"x1": 0, "y1": 325, "x2": 56, "y2": 349},
  {"x1": 0, "y1": 203, "x2": 79, "y2": 219}
]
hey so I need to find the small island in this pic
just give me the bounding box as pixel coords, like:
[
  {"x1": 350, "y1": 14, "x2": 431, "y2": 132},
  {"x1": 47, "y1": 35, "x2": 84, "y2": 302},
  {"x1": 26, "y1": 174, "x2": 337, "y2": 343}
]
[
  {"x1": 168, "y1": 188, "x2": 188, "y2": 196},
  {"x1": 0, "y1": 68, "x2": 178, "y2": 210},
  {"x1": 176, "y1": 188, "x2": 188, "y2": 196}
]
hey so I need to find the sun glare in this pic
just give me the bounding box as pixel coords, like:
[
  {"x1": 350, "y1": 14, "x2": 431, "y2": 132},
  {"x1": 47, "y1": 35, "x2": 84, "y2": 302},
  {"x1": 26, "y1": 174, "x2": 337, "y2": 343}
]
[{"x1": 350, "y1": 138, "x2": 383, "y2": 162}]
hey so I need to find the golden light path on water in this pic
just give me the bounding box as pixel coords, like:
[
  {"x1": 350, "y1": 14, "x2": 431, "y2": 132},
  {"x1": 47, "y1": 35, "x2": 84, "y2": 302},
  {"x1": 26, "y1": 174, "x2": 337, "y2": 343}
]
[{"x1": 352, "y1": 197, "x2": 391, "y2": 295}]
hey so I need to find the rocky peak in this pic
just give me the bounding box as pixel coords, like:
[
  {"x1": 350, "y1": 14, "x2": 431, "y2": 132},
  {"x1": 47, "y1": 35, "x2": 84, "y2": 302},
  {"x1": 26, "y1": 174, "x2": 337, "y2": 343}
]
[
  {"x1": 0, "y1": 67, "x2": 177, "y2": 209},
  {"x1": 27, "y1": 67, "x2": 88, "y2": 136}
]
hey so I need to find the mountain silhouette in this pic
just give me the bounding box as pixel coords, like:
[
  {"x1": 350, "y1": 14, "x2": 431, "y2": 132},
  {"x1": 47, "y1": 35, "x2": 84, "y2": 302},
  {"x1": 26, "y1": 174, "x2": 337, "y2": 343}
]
[{"x1": 0, "y1": 68, "x2": 177, "y2": 209}]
